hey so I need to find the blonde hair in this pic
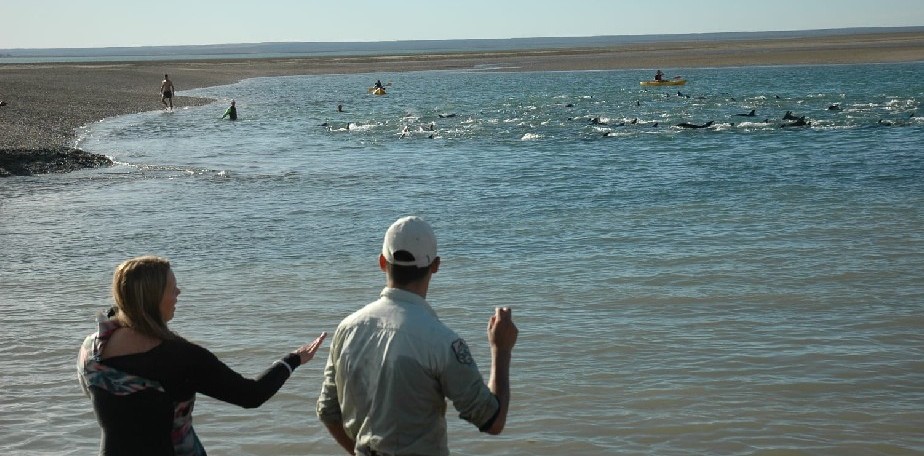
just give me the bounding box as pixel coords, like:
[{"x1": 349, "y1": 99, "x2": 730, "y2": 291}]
[{"x1": 111, "y1": 256, "x2": 176, "y2": 340}]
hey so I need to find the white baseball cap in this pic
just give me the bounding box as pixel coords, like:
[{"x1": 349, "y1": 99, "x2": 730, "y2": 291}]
[{"x1": 382, "y1": 216, "x2": 437, "y2": 268}]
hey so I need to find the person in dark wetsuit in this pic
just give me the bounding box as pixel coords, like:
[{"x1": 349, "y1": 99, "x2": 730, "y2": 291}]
[
  {"x1": 77, "y1": 256, "x2": 327, "y2": 456},
  {"x1": 222, "y1": 99, "x2": 237, "y2": 120},
  {"x1": 655, "y1": 70, "x2": 664, "y2": 81}
]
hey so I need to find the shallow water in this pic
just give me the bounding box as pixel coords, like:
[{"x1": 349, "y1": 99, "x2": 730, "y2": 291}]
[{"x1": 1, "y1": 63, "x2": 923, "y2": 455}]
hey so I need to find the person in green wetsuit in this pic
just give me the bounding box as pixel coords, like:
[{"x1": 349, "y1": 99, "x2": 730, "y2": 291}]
[{"x1": 221, "y1": 99, "x2": 237, "y2": 120}]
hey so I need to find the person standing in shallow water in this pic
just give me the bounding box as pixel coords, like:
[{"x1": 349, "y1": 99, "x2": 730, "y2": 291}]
[
  {"x1": 317, "y1": 216, "x2": 518, "y2": 456},
  {"x1": 222, "y1": 100, "x2": 237, "y2": 120},
  {"x1": 77, "y1": 255, "x2": 327, "y2": 455},
  {"x1": 161, "y1": 74, "x2": 175, "y2": 110}
]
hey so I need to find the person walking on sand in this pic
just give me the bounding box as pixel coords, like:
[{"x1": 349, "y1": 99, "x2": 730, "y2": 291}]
[
  {"x1": 78, "y1": 255, "x2": 327, "y2": 455},
  {"x1": 317, "y1": 216, "x2": 518, "y2": 456},
  {"x1": 221, "y1": 99, "x2": 237, "y2": 120},
  {"x1": 161, "y1": 74, "x2": 175, "y2": 110}
]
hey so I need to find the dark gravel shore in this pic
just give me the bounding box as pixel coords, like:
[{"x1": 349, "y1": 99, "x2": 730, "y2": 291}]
[
  {"x1": 2, "y1": 31, "x2": 922, "y2": 177},
  {"x1": 0, "y1": 148, "x2": 113, "y2": 177},
  {"x1": 0, "y1": 62, "x2": 257, "y2": 176}
]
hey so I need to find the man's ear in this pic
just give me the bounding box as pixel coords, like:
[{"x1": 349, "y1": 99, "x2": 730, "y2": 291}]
[
  {"x1": 379, "y1": 254, "x2": 388, "y2": 272},
  {"x1": 430, "y1": 257, "x2": 441, "y2": 274}
]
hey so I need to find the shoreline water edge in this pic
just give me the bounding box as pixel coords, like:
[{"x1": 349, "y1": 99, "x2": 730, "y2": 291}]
[{"x1": 1, "y1": 30, "x2": 923, "y2": 176}]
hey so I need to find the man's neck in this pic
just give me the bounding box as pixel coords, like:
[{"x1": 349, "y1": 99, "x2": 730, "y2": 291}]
[{"x1": 386, "y1": 280, "x2": 429, "y2": 299}]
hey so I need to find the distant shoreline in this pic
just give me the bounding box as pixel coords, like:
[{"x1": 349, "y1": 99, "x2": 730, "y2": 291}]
[
  {"x1": 1, "y1": 30, "x2": 923, "y2": 176},
  {"x1": 4, "y1": 26, "x2": 922, "y2": 60}
]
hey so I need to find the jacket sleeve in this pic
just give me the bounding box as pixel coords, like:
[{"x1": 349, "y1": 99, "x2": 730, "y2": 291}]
[
  {"x1": 182, "y1": 340, "x2": 298, "y2": 409},
  {"x1": 439, "y1": 337, "x2": 499, "y2": 429},
  {"x1": 316, "y1": 329, "x2": 344, "y2": 425}
]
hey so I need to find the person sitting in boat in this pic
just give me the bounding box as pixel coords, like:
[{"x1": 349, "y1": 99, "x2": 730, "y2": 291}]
[
  {"x1": 655, "y1": 70, "x2": 664, "y2": 81},
  {"x1": 374, "y1": 80, "x2": 384, "y2": 89}
]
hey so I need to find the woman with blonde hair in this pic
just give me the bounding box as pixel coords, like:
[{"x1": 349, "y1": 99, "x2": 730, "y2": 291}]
[{"x1": 77, "y1": 255, "x2": 326, "y2": 455}]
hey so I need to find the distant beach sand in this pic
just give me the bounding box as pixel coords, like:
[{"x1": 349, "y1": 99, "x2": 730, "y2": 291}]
[{"x1": 1, "y1": 30, "x2": 922, "y2": 174}]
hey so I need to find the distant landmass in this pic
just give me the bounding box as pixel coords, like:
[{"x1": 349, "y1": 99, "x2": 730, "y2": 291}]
[{"x1": 2, "y1": 27, "x2": 922, "y2": 61}]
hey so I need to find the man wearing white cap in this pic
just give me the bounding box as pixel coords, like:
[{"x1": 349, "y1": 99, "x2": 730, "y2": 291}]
[{"x1": 317, "y1": 216, "x2": 518, "y2": 456}]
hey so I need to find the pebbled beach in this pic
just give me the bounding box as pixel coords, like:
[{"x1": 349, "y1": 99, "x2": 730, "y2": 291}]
[{"x1": 1, "y1": 30, "x2": 923, "y2": 176}]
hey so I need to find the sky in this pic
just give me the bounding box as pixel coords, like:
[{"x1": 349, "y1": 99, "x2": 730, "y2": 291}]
[{"x1": 3, "y1": 0, "x2": 923, "y2": 49}]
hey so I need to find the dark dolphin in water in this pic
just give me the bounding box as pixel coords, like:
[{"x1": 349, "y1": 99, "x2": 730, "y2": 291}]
[
  {"x1": 780, "y1": 116, "x2": 810, "y2": 128},
  {"x1": 676, "y1": 121, "x2": 714, "y2": 129},
  {"x1": 783, "y1": 111, "x2": 801, "y2": 120},
  {"x1": 828, "y1": 104, "x2": 841, "y2": 111},
  {"x1": 734, "y1": 109, "x2": 757, "y2": 117}
]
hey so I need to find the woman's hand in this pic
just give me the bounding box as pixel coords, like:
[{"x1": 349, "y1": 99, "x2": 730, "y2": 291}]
[{"x1": 294, "y1": 332, "x2": 328, "y2": 365}]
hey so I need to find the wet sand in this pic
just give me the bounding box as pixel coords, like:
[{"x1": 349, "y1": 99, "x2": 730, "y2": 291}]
[{"x1": 1, "y1": 30, "x2": 922, "y2": 175}]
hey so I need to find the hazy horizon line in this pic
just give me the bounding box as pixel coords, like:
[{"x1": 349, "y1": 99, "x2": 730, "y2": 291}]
[{"x1": 3, "y1": 26, "x2": 921, "y2": 57}]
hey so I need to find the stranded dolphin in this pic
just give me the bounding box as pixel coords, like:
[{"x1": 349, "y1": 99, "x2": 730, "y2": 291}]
[
  {"x1": 676, "y1": 120, "x2": 714, "y2": 129},
  {"x1": 780, "y1": 116, "x2": 810, "y2": 128}
]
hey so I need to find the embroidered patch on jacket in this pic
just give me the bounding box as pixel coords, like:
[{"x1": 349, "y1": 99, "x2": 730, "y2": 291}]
[{"x1": 451, "y1": 339, "x2": 474, "y2": 365}]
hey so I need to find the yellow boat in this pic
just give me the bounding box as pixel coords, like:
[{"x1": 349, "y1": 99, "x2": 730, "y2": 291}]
[
  {"x1": 640, "y1": 79, "x2": 687, "y2": 86},
  {"x1": 371, "y1": 87, "x2": 387, "y2": 95}
]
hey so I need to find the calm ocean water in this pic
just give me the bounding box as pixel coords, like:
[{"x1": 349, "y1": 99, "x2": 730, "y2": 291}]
[{"x1": 2, "y1": 63, "x2": 923, "y2": 455}]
